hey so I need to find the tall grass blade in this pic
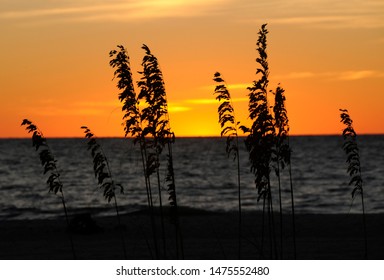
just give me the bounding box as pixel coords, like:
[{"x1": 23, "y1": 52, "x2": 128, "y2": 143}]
[
  {"x1": 165, "y1": 141, "x2": 184, "y2": 259},
  {"x1": 241, "y1": 23, "x2": 278, "y2": 258},
  {"x1": 242, "y1": 24, "x2": 275, "y2": 202},
  {"x1": 21, "y1": 119, "x2": 76, "y2": 259},
  {"x1": 109, "y1": 45, "x2": 159, "y2": 258},
  {"x1": 340, "y1": 109, "x2": 367, "y2": 258},
  {"x1": 81, "y1": 126, "x2": 127, "y2": 259},
  {"x1": 213, "y1": 71, "x2": 242, "y2": 259},
  {"x1": 138, "y1": 44, "x2": 182, "y2": 258},
  {"x1": 272, "y1": 85, "x2": 296, "y2": 259},
  {"x1": 137, "y1": 44, "x2": 169, "y2": 257}
]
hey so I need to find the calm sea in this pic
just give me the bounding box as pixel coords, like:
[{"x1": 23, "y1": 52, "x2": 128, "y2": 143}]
[{"x1": 0, "y1": 136, "x2": 383, "y2": 220}]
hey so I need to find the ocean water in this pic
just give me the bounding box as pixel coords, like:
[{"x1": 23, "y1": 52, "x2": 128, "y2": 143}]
[{"x1": 0, "y1": 136, "x2": 383, "y2": 220}]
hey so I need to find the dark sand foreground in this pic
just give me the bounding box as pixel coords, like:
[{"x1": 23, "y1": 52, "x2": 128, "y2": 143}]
[{"x1": 1, "y1": 208, "x2": 383, "y2": 260}]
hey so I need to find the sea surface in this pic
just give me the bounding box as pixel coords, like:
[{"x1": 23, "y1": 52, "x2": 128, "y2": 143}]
[{"x1": 0, "y1": 136, "x2": 383, "y2": 220}]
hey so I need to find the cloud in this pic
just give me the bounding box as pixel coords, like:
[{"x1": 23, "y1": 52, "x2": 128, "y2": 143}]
[
  {"x1": 0, "y1": 0, "x2": 227, "y2": 23},
  {"x1": 272, "y1": 70, "x2": 384, "y2": 81},
  {"x1": 237, "y1": 0, "x2": 384, "y2": 29},
  {"x1": 336, "y1": 70, "x2": 383, "y2": 81},
  {"x1": 3, "y1": 0, "x2": 382, "y2": 29},
  {"x1": 269, "y1": 15, "x2": 384, "y2": 29}
]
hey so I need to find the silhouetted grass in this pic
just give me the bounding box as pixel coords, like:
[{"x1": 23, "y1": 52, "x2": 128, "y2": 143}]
[
  {"x1": 340, "y1": 109, "x2": 367, "y2": 258},
  {"x1": 109, "y1": 45, "x2": 159, "y2": 258},
  {"x1": 272, "y1": 85, "x2": 296, "y2": 259},
  {"x1": 21, "y1": 119, "x2": 76, "y2": 259},
  {"x1": 217, "y1": 23, "x2": 296, "y2": 259},
  {"x1": 109, "y1": 44, "x2": 182, "y2": 259},
  {"x1": 210, "y1": 23, "x2": 298, "y2": 259},
  {"x1": 138, "y1": 44, "x2": 182, "y2": 259},
  {"x1": 213, "y1": 71, "x2": 242, "y2": 259},
  {"x1": 240, "y1": 24, "x2": 278, "y2": 258},
  {"x1": 81, "y1": 125, "x2": 127, "y2": 259},
  {"x1": 165, "y1": 147, "x2": 184, "y2": 259}
]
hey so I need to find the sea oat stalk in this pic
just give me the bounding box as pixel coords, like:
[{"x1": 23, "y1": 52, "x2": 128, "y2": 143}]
[
  {"x1": 21, "y1": 119, "x2": 76, "y2": 259},
  {"x1": 213, "y1": 71, "x2": 242, "y2": 259},
  {"x1": 241, "y1": 24, "x2": 278, "y2": 258},
  {"x1": 81, "y1": 126, "x2": 127, "y2": 258},
  {"x1": 109, "y1": 45, "x2": 159, "y2": 258},
  {"x1": 138, "y1": 44, "x2": 182, "y2": 258},
  {"x1": 272, "y1": 85, "x2": 296, "y2": 259},
  {"x1": 340, "y1": 109, "x2": 367, "y2": 258}
]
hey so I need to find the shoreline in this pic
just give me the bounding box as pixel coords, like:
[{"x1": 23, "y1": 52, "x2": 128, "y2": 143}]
[{"x1": 1, "y1": 208, "x2": 383, "y2": 260}]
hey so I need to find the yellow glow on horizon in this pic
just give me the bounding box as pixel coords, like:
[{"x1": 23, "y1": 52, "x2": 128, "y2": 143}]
[
  {"x1": 186, "y1": 99, "x2": 219, "y2": 105},
  {"x1": 168, "y1": 104, "x2": 191, "y2": 113}
]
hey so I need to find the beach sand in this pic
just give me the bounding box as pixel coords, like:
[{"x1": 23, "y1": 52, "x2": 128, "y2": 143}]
[{"x1": 1, "y1": 208, "x2": 383, "y2": 260}]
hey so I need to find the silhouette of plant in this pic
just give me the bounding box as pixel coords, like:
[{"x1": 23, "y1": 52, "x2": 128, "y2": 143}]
[
  {"x1": 81, "y1": 127, "x2": 123, "y2": 201},
  {"x1": 21, "y1": 120, "x2": 62, "y2": 194},
  {"x1": 209, "y1": 23, "x2": 298, "y2": 259},
  {"x1": 138, "y1": 44, "x2": 174, "y2": 154},
  {"x1": 21, "y1": 119, "x2": 76, "y2": 259},
  {"x1": 272, "y1": 85, "x2": 296, "y2": 259},
  {"x1": 109, "y1": 45, "x2": 160, "y2": 258},
  {"x1": 213, "y1": 71, "x2": 242, "y2": 259},
  {"x1": 242, "y1": 24, "x2": 275, "y2": 201},
  {"x1": 213, "y1": 72, "x2": 239, "y2": 159},
  {"x1": 165, "y1": 149, "x2": 184, "y2": 259},
  {"x1": 109, "y1": 45, "x2": 142, "y2": 139},
  {"x1": 340, "y1": 109, "x2": 367, "y2": 258},
  {"x1": 137, "y1": 44, "x2": 182, "y2": 259},
  {"x1": 240, "y1": 23, "x2": 278, "y2": 258},
  {"x1": 210, "y1": 24, "x2": 297, "y2": 259},
  {"x1": 109, "y1": 44, "x2": 182, "y2": 259},
  {"x1": 81, "y1": 125, "x2": 127, "y2": 258}
]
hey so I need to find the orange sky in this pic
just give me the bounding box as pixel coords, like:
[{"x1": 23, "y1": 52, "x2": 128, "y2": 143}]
[{"x1": 1, "y1": 0, "x2": 383, "y2": 137}]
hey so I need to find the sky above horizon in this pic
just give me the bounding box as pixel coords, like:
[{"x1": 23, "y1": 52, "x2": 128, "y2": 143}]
[{"x1": 1, "y1": 0, "x2": 384, "y2": 137}]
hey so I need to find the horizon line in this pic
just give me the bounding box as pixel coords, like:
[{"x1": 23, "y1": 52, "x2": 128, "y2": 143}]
[{"x1": 2, "y1": 133, "x2": 384, "y2": 140}]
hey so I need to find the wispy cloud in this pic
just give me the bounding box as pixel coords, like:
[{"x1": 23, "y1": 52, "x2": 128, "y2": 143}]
[
  {"x1": 198, "y1": 70, "x2": 384, "y2": 94},
  {"x1": 336, "y1": 70, "x2": 384, "y2": 80},
  {"x1": 269, "y1": 15, "x2": 384, "y2": 29},
  {"x1": 3, "y1": 0, "x2": 382, "y2": 29},
  {"x1": 273, "y1": 70, "x2": 384, "y2": 81},
  {"x1": 0, "y1": 0, "x2": 226, "y2": 22},
  {"x1": 237, "y1": 0, "x2": 384, "y2": 29}
]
